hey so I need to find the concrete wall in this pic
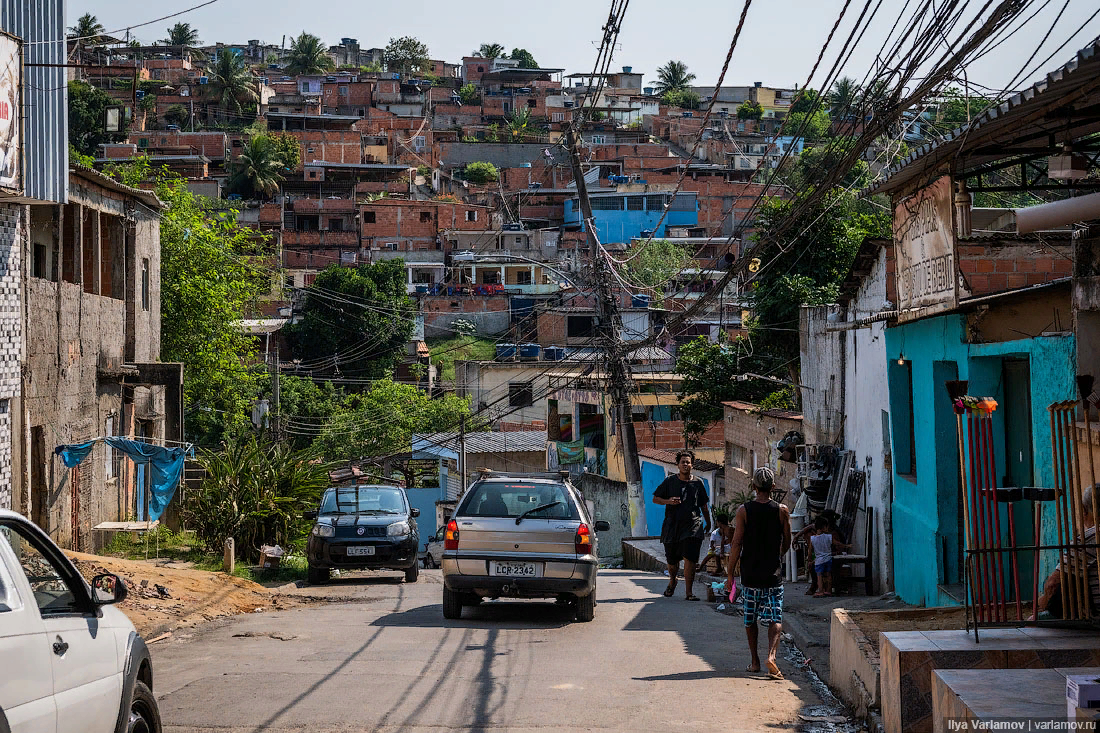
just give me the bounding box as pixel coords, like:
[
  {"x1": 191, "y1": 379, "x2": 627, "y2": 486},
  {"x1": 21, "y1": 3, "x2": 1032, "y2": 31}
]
[
  {"x1": 722, "y1": 402, "x2": 802, "y2": 503},
  {"x1": 0, "y1": 203, "x2": 19, "y2": 511},
  {"x1": 884, "y1": 314, "x2": 1076, "y2": 606},
  {"x1": 22, "y1": 177, "x2": 166, "y2": 550},
  {"x1": 456, "y1": 360, "x2": 579, "y2": 427},
  {"x1": 574, "y1": 472, "x2": 631, "y2": 560},
  {"x1": 437, "y1": 142, "x2": 569, "y2": 169}
]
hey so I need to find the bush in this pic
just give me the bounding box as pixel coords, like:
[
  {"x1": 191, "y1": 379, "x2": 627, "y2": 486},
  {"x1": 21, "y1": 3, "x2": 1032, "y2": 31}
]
[
  {"x1": 464, "y1": 161, "x2": 499, "y2": 184},
  {"x1": 183, "y1": 436, "x2": 334, "y2": 561},
  {"x1": 458, "y1": 83, "x2": 479, "y2": 104}
]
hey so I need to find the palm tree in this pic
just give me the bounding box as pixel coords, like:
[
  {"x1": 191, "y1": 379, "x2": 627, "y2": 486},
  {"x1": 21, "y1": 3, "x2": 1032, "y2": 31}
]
[
  {"x1": 474, "y1": 43, "x2": 505, "y2": 60},
  {"x1": 69, "y1": 13, "x2": 105, "y2": 43},
  {"x1": 653, "y1": 61, "x2": 696, "y2": 96},
  {"x1": 205, "y1": 50, "x2": 259, "y2": 120},
  {"x1": 285, "y1": 33, "x2": 335, "y2": 75},
  {"x1": 229, "y1": 136, "x2": 285, "y2": 199},
  {"x1": 829, "y1": 77, "x2": 861, "y2": 119},
  {"x1": 162, "y1": 22, "x2": 200, "y2": 47}
]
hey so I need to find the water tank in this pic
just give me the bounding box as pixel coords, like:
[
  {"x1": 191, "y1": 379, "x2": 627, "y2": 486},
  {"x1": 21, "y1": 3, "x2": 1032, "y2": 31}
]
[
  {"x1": 622, "y1": 66, "x2": 633, "y2": 73},
  {"x1": 415, "y1": 285, "x2": 429, "y2": 294},
  {"x1": 495, "y1": 343, "x2": 516, "y2": 361},
  {"x1": 198, "y1": 76, "x2": 209, "y2": 84},
  {"x1": 631, "y1": 294, "x2": 651, "y2": 308},
  {"x1": 519, "y1": 343, "x2": 540, "y2": 360},
  {"x1": 543, "y1": 346, "x2": 565, "y2": 361}
]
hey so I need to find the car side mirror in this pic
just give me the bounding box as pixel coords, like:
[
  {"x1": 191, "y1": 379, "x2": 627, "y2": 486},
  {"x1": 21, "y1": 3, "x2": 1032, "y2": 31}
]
[
  {"x1": 91, "y1": 573, "x2": 128, "y2": 605},
  {"x1": 594, "y1": 520, "x2": 611, "y2": 532},
  {"x1": 410, "y1": 508, "x2": 420, "y2": 517},
  {"x1": 303, "y1": 510, "x2": 318, "y2": 520}
]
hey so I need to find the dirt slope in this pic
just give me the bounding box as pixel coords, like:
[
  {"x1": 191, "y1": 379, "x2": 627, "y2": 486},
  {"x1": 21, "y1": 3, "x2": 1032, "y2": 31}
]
[{"x1": 66, "y1": 551, "x2": 305, "y2": 638}]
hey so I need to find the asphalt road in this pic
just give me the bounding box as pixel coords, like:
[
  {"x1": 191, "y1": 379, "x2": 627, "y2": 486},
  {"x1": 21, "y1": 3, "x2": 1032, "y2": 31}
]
[{"x1": 152, "y1": 569, "x2": 828, "y2": 732}]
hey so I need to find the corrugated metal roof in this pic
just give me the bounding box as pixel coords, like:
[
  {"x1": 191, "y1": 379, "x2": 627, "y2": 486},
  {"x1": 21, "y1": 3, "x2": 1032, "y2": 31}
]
[
  {"x1": 413, "y1": 431, "x2": 548, "y2": 455},
  {"x1": 868, "y1": 40, "x2": 1100, "y2": 197},
  {"x1": 70, "y1": 165, "x2": 163, "y2": 209},
  {"x1": 1, "y1": 0, "x2": 67, "y2": 202}
]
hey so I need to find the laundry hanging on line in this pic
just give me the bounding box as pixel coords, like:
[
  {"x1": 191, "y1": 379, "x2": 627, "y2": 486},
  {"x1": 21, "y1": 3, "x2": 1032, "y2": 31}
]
[{"x1": 53, "y1": 437, "x2": 189, "y2": 522}]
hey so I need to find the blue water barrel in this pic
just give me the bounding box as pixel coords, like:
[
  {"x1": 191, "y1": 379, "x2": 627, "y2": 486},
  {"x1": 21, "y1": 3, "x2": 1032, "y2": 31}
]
[
  {"x1": 415, "y1": 285, "x2": 429, "y2": 294},
  {"x1": 544, "y1": 346, "x2": 564, "y2": 361},
  {"x1": 519, "y1": 343, "x2": 540, "y2": 360},
  {"x1": 496, "y1": 343, "x2": 516, "y2": 360},
  {"x1": 631, "y1": 294, "x2": 651, "y2": 308}
]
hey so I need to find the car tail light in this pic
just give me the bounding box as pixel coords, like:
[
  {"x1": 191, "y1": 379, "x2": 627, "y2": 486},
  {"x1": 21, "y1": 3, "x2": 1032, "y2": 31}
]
[
  {"x1": 575, "y1": 523, "x2": 592, "y2": 555},
  {"x1": 444, "y1": 519, "x2": 459, "y2": 550}
]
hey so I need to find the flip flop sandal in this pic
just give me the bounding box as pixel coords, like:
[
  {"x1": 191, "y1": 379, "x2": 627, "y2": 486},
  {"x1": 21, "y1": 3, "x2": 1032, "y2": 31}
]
[
  {"x1": 766, "y1": 662, "x2": 784, "y2": 680},
  {"x1": 685, "y1": 594, "x2": 700, "y2": 601},
  {"x1": 663, "y1": 583, "x2": 676, "y2": 597}
]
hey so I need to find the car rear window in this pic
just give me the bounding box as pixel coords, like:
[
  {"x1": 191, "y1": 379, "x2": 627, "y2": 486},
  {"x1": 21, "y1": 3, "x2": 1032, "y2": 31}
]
[{"x1": 458, "y1": 482, "x2": 579, "y2": 520}]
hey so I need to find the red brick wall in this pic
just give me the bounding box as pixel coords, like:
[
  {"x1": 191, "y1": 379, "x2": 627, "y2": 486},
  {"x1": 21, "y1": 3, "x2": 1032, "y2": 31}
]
[
  {"x1": 536, "y1": 312, "x2": 565, "y2": 346},
  {"x1": 321, "y1": 81, "x2": 373, "y2": 109},
  {"x1": 290, "y1": 130, "x2": 363, "y2": 167},
  {"x1": 463, "y1": 57, "x2": 488, "y2": 83},
  {"x1": 957, "y1": 240, "x2": 1073, "y2": 296},
  {"x1": 634, "y1": 420, "x2": 724, "y2": 451},
  {"x1": 421, "y1": 295, "x2": 509, "y2": 313}
]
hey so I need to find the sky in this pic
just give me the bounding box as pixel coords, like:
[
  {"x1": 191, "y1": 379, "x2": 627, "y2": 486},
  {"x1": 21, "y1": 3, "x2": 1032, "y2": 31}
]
[{"x1": 70, "y1": 0, "x2": 1100, "y2": 94}]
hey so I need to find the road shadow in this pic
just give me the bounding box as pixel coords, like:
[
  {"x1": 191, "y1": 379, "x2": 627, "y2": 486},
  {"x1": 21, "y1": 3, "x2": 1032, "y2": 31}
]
[
  {"x1": 307, "y1": 572, "x2": 406, "y2": 588},
  {"x1": 371, "y1": 599, "x2": 576, "y2": 630}
]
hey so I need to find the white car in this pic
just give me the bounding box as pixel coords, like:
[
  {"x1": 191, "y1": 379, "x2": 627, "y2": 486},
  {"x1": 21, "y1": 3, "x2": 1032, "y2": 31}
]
[
  {"x1": 422, "y1": 526, "x2": 445, "y2": 569},
  {"x1": 0, "y1": 509, "x2": 161, "y2": 733}
]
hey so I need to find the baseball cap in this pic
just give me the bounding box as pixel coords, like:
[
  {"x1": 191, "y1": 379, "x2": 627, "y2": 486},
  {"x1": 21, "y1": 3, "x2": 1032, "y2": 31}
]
[{"x1": 751, "y1": 466, "x2": 775, "y2": 491}]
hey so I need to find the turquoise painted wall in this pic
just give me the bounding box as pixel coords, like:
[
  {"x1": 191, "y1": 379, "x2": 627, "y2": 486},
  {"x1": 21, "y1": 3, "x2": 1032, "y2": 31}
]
[
  {"x1": 405, "y1": 486, "x2": 444, "y2": 539},
  {"x1": 884, "y1": 314, "x2": 1076, "y2": 607}
]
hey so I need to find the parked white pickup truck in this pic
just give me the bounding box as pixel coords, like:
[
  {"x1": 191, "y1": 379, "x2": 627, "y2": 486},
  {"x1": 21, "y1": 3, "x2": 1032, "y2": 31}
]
[{"x1": 0, "y1": 509, "x2": 161, "y2": 733}]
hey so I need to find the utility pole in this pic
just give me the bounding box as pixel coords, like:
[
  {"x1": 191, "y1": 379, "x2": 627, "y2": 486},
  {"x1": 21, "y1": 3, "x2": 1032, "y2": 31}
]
[
  {"x1": 459, "y1": 416, "x2": 467, "y2": 495},
  {"x1": 563, "y1": 124, "x2": 647, "y2": 536}
]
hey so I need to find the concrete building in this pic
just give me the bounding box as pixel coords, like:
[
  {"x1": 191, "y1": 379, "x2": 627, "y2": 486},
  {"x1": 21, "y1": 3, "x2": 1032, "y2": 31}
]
[{"x1": 24, "y1": 167, "x2": 183, "y2": 550}]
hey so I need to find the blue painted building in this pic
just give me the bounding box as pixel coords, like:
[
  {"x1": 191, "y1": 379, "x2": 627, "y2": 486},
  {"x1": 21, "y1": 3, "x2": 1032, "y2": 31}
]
[
  {"x1": 883, "y1": 295, "x2": 1076, "y2": 606},
  {"x1": 638, "y1": 448, "x2": 721, "y2": 540},
  {"x1": 564, "y1": 191, "x2": 699, "y2": 245}
]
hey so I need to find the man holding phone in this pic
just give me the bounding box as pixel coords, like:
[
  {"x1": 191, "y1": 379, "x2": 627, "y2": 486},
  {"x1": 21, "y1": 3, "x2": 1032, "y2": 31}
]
[{"x1": 653, "y1": 450, "x2": 711, "y2": 600}]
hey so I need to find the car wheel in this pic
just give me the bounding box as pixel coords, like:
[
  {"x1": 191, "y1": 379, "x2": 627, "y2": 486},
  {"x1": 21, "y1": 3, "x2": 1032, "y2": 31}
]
[
  {"x1": 307, "y1": 565, "x2": 329, "y2": 585},
  {"x1": 574, "y1": 592, "x2": 595, "y2": 622},
  {"x1": 127, "y1": 680, "x2": 162, "y2": 733},
  {"x1": 442, "y1": 587, "x2": 462, "y2": 619},
  {"x1": 405, "y1": 562, "x2": 419, "y2": 583}
]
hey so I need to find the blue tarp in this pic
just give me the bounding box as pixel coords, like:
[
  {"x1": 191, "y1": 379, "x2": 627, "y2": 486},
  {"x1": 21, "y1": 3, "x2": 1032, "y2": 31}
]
[
  {"x1": 53, "y1": 438, "x2": 186, "y2": 522},
  {"x1": 54, "y1": 441, "x2": 95, "y2": 468}
]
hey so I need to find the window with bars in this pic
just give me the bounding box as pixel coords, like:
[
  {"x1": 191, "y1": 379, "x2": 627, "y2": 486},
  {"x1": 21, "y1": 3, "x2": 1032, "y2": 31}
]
[{"x1": 627, "y1": 196, "x2": 644, "y2": 211}]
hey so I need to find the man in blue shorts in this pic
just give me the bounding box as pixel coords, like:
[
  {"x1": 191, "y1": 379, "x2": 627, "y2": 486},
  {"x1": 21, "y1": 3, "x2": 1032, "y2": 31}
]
[{"x1": 728, "y1": 467, "x2": 792, "y2": 679}]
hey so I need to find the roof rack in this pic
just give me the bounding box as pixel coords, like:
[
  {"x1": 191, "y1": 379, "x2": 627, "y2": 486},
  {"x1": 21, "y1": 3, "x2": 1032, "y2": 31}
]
[{"x1": 475, "y1": 469, "x2": 570, "y2": 481}]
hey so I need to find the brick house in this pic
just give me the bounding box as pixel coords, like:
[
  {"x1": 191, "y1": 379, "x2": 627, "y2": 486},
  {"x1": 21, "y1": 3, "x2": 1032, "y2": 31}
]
[{"x1": 722, "y1": 400, "x2": 802, "y2": 502}]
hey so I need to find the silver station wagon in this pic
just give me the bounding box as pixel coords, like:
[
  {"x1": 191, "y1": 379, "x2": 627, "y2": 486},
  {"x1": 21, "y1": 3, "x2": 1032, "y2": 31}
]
[{"x1": 441, "y1": 472, "x2": 610, "y2": 621}]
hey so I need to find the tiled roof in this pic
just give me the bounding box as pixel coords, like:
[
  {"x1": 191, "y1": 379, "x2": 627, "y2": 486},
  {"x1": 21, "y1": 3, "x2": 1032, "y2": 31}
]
[{"x1": 637, "y1": 448, "x2": 723, "y2": 473}]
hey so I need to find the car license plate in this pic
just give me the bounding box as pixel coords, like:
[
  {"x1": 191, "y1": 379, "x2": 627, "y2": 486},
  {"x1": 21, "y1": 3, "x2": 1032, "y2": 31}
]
[
  {"x1": 490, "y1": 561, "x2": 537, "y2": 577},
  {"x1": 346, "y1": 546, "x2": 375, "y2": 556}
]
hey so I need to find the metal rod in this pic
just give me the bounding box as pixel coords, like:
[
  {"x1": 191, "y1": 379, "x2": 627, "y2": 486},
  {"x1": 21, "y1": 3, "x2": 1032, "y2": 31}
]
[
  {"x1": 969, "y1": 412, "x2": 991, "y2": 621},
  {"x1": 1006, "y1": 502, "x2": 1023, "y2": 620},
  {"x1": 1079, "y1": 377, "x2": 1100, "y2": 607},
  {"x1": 1033, "y1": 501, "x2": 1042, "y2": 619},
  {"x1": 956, "y1": 411, "x2": 975, "y2": 609},
  {"x1": 1051, "y1": 406, "x2": 1073, "y2": 618},
  {"x1": 981, "y1": 413, "x2": 1007, "y2": 622}
]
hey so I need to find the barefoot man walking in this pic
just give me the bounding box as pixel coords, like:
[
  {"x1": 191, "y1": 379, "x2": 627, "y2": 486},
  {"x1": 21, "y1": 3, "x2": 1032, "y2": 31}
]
[{"x1": 728, "y1": 467, "x2": 791, "y2": 679}]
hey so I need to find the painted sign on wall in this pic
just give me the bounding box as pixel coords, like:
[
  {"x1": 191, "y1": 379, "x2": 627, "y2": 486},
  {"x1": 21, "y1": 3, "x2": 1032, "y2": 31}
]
[
  {"x1": 0, "y1": 34, "x2": 20, "y2": 193},
  {"x1": 894, "y1": 175, "x2": 955, "y2": 320}
]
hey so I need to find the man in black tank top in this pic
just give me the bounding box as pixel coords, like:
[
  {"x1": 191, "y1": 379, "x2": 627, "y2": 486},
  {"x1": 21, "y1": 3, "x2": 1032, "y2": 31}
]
[{"x1": 728, "y1": 467, "x2": 791, "y2": 680}]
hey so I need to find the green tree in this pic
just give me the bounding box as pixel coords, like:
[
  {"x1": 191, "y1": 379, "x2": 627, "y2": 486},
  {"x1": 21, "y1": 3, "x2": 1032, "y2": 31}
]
[
  {"x1": 151, "y1": 169, "x2": 267, "y2": 444},
  {"x1": 270, "y1": 133, "x2": 301, "y2": 170},
  {"x1": 258, "y1": 375, "x2": 347, "y2": 451},
  {"x1": 737, "y1": 100, "x2": 763, "y2": 120},
  {"x1": 675, "y1": 335, "x2": 777, "y2": 443},
  {"x1": 786, "y1": 109, "x2": 831, "y2": 142},
  {"x1": 205, "y1": 49, "x2": 259, "y2": 120},
  {"x1": 163, "y1": 104, "x2": 189, "y2": 128},
  {"x1": 285, "y1": 32, "x2": 335, "y2": 75},
  {"x1": 475, "y1": 43, "x2": 505, "y2": 60},
  {"x1": 623, "y1": 239, "x2": 691, "y2": 304},
  {"x1": 68, "y1": 80, "x2": 124, "y2": 156},
  {"x1": 506, "y1": 107, "x2": 532, "y2": 140},
  {"x1": 228, "y1": 135, "x2": 286, "y2": 198},
  {"x1": 928, "y1": 87, "x2": 995, "y2": 138},
  {"x1": 790, "y1": 88, "x2": 822, "y2": 116},
  {"x1": 662, "y1": 89, "x2": 700, "y2": 109},
  {"x1": 829, "y1": 76, "x2": 861, "y2": 119},
  {"x1": 285, "y1": 261, "x2": 416, "y2": 381},
  {"x1": 510, "y1": 48, "x2": 538, "y2": 68},
  {"x1": 384, "y1": 36, "x2": 430, "y2": 74},
  {"x1": 68, "y1": 13, "x2": 105, "y2": 50},
  {"x1": 316, "y1": 379, "x2": 475, "y2": 462},
  {"x1": 464, "y1": 161, "x2": 499, "y2": 183},
  {"x1": 161, "y1": 22, "x2": 200, "y2": 46},
  {"x1": 458, "y1": 83, "x2": 479, "y2": 104},
  {"x1": 653, "y1": 60, "x2": 695, "y2": 95}
]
